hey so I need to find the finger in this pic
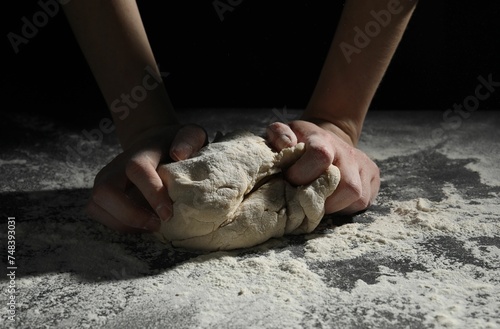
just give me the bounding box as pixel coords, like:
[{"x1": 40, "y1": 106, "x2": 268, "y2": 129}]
[
  {"x1": 170, "y1": 124, "x2": 208, "y2": 161},
  {"x1": 339, "y1": 156, "x2": 380, "y2": 214},
  {"x1": 125, "y1": 150, "x2": 173, "y2": 222},
  {"x1": 284, "y1": 134, "x2": 334, "y2": 186},
  {"x1": 91, "y1": 183, "x2": 162, "y2": 231},
  {"x1": 324, "y1": 163, "x2": 363, "y2": 214},
  {"x1": 338, "y1": 168, "x2": 372, "y2": 214},
  {"x1": 85, "y1": 199, "x2": 148, "y2": 234},
  {"x1": 370, "y1": 165, "x2": 381, "y2": 204},
  {"x1": 266, "y1": 122, "x2": 297, "y2": 151}
]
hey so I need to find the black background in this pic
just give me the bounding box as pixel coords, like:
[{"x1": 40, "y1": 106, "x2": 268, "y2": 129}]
[{"x1": 3, "y1": 0, "x2": 499, "y2": 122}]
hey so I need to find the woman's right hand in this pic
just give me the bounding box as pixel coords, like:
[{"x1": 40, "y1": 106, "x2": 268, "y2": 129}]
[
  {"x1": 85, "y1": 124, "x2": 208, "y2": 233},
  {"x1": 267, "y1": 120, "x2": 380, "y2": 215}
]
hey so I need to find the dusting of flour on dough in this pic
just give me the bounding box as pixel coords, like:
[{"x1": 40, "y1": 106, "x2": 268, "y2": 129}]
[{"x1": 156, "y1": 130, "x2": 340, "y2": 251}]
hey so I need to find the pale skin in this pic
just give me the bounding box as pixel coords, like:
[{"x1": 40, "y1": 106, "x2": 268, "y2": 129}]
[{"x1": 63, "y1": 0, "x2": 418, "y2": 233}]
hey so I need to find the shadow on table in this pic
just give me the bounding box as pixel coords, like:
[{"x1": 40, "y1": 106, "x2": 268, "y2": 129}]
[
  {"x1": 0, "y1": 189, "x2": 205, "y2": 282},
  {"x1": 1, "y1": 188, "x2": 355, "y2": 283}
]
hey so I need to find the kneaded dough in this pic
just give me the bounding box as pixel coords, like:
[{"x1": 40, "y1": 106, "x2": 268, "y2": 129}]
[{"x1": 155, "y1": 130, "x2": 340, "y2": 251}]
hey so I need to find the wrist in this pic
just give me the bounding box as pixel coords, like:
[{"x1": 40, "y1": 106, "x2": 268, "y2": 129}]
[
  {"x1": 112, "y1": 96, "x2": 179, "y2": 150},
  {"x1": 120, "y1": 123, "x2": 176, "y2": 150},
  {"x1": 121, "y1": 123, "x2": 179, "y2": 151},
  {"x1": 300, "y1": 113, "x2": 360, "y2": 147}
]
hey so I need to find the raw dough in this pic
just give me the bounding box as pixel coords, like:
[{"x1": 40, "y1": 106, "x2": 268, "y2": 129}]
[{"x1": 155, "y1": 130, "x2": 340, "y2": 251}]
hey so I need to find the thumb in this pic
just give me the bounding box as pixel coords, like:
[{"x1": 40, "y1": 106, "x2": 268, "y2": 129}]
[
  {"x1": 170, "y1": 124, "x2": 208, "y2": 161},
  {"x1": 266, "y1": 122, "x2": 297, "y2": 151}
]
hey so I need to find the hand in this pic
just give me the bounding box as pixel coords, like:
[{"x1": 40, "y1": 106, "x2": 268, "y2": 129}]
[
  {"x1": 266, "y1": 120, "x2": 380, "y2": 215},
  {"x1": 85, "y1": 124, "x2": 207, "y2": 233}
]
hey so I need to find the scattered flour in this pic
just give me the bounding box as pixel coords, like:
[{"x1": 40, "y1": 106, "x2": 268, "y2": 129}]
[
  {"x1": 0, "y1": 159, "x2": 27, "y2": 166},
  {"x1": 1, "y1": 110, "x2": 499, "y2": 328},
  {"x1": 2, "y1": 184, "x2": 498, "y2": 329}
]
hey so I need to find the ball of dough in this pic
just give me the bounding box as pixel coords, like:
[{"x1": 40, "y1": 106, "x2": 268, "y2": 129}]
[{"x1": 155, "y1": 130, "x2": 340, "y2": 251}]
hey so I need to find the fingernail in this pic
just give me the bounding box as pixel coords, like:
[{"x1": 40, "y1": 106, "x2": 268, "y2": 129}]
[
  {"x1": 156, "y1": 203, "x2": 172, "y2": 222},
  {"x1": 172, "y1": 142, "x2": 193, "y2": 160},
  {"x1": 143, "y1": 216, "x2": 161, "y2": 231}
]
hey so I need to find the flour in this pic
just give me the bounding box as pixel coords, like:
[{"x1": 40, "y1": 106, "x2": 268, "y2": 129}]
[
  {"x1": 107, "y1": 190, "x2": 499, "y2": 328},
  {"x1": 441, "y1": 143, "x2": 500, "y2": 187},
  {"x1": 1, "y1": 110, "x2": 499, "y2": 328},
  {"x1": 6, "y1": 185, "x2": 497, "y2": 329},
  {"x1": 1, "y1": 157, "x2": 498, "y2": 329},
  {"x1": 158, "y1": 188, "x2": 497, "y2": 329}
]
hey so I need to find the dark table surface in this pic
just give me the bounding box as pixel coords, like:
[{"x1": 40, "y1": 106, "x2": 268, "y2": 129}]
[{"x1": 1, "y1": 108, "x2": 499, "y2": 328}]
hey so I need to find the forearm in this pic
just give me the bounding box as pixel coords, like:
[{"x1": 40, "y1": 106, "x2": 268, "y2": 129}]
[
  {"x1": 63, "y1": 0, "x2": 177, "y2": 149},
  {"x1": 304, "y1": 0, "x2": 418, "y2": 145}
]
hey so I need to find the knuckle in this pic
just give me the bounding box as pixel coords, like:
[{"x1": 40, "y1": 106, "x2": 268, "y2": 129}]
[
  {"x1": 373, "y1": 163, "x2": 381, "y2": 178},
  {"x1": 344, "y1": 178, "x2": 363, "y2": 200},
  {"x1": 348, "y1": 146, "x2": 360, "y2": 158},
  {"x1": 309, "y1": 143, "x2": 333, "y2": 167},
  {"x1": 91, "y1": 183, "x2": 111, "y2": 204},
  {"x1": 342, "y1": 177, "x2": 372, "y2": 211},
  {"x1": 356, "y1": 195, "x2": 372, "y2": 210},
  {"x1": 125, "y1": 158, "x2": 145, "y2": 179},
  {"x1": 287, "y1": 120, "x2": 301, "y2": 131}
]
